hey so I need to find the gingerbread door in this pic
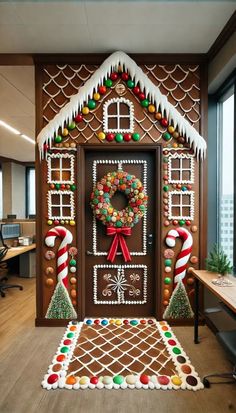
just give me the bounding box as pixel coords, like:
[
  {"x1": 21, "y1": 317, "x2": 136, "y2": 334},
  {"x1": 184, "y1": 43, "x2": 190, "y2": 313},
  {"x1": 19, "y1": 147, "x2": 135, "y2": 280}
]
[{"x1": 80, "y1": 145, "x2": 161, "y2": 318}]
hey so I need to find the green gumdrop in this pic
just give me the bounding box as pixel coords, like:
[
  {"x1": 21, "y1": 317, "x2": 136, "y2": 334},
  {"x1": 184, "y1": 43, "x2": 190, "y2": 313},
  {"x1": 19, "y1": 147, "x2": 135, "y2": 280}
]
[
  {"x1": 115, "y1": 133, "x2": 123, "y2": 142},
  {"x1": 68, "y1": 122, "x2": 76, "y2": 130},
  {"x1": 164, "y1": 277, "x2": 171, "y2": 285},
  {"x1": 60, "y1": 346, "x2": 69, "y2": 353},
  {"x1": 70, "y1": 259, "x2": 76, "y2": 266},
  {"x1": 55, "y1": 183, "x2": 60, "y2": 190},
  {"x1": 105, "y1": 79, "x2": 113, "y2": 87},
  {"x1": 70, "y1": 184, "x2": 76, "y2": 191},
  {"x1": 116, "y1": 221, "x2": 122, "y2": 228},
  {"x1": 173, "y1": 347, "x2": 181, "y2": 355},
  {"x1": 113, "y1": 375, "x2": 124, "y2": 385},
  {"x1": 163, "y1": 185, "x2": 169, "y2": 192},
  {"x1": 132, "y1": 133, "x2": 140, "y2": 141},
  {"x1": 164, "y1": 331, "x2": 172, "y2": 338},
  {"x1": 106, "y1": 216, "x2": 111, "y2": 222},
  {"x1": 163, "y1": 132, "x2": 171, "y2": 141},
  {"x1": 88, "y1": 100, "x2": 96, "y2": 109},
  {"x1": 165, "y1": 259, "x2": 172, "y2": 266},
  {"x1": 127, "y1": 79, "x2": 134, "y2": 88},
  {"x1": 67, "y1": 332, "x2": 74, "y2": 338},
  {"x1": 141, "y1": 99, "x2": 149, "y2": 108},
  {"x1": 54, "y1": 135, "x2": 62, "y2": 143},
  {"x1": 179, "y1": 220, "x2": 185, "y2": 226}
]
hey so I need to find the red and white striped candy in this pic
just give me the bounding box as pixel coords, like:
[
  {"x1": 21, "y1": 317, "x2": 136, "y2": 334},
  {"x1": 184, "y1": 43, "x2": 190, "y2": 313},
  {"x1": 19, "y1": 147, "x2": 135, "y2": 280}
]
[
  {"x1": 45, "y1": 226, "x2": 73, "y2": 287},
  {"x1": 165, "y1": 227, "x2": 193, "y2": 286}
]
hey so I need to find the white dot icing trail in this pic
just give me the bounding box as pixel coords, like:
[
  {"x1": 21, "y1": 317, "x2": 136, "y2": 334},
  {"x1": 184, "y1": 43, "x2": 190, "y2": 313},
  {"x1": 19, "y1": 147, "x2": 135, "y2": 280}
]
[{"x1": 165, "y1": 227, "x2": 193, "y2": 285}]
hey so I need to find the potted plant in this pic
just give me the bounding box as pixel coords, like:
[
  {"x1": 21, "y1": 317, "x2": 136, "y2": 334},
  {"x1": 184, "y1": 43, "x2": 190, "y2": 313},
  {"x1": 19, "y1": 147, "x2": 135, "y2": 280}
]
[{"x1": 206, "y1": 244, "x2": 233, "y2": 285}]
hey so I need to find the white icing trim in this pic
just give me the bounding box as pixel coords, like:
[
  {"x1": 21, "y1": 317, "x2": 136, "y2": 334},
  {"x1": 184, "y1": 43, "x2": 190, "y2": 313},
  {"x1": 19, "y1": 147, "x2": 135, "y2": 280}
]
[
  {"x1": 48, "y1": 190, "x2": 75, "y2": 220},
  {"x1": 92, "y1": 159, "x2": 147, "y2": 256},
  {"x1": 168, "y1": 153, "x2": 194, "y2": 184},
  {"x1": 37, "y1": 51, "x2": 207, "y2": 159},
  {"x1": 93, "y1": 264, "x2": 147, "y2": 304},
  {"x1": 47, "y1": 153, "x2": 75, "y2": 184},
  {"x1": 103, "y1": 97, "x2": 134, "y2": 133},
  {"x1": 168, "y1": 191, "x2": 194, "y2": 221}
]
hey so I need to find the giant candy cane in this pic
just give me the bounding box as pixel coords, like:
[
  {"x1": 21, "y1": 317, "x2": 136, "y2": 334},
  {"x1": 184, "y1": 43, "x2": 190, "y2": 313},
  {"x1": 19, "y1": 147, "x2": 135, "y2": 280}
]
[
  {"x1": 165, "y1": 227, "x2": 193, "y2": 287},
  {"x1": 45, "y1": 226, "x2": 73, "y2": 288}
]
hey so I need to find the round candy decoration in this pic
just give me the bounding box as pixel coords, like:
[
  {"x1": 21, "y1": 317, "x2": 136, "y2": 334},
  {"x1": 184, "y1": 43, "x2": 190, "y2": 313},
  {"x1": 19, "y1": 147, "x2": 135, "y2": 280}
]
[{"x1": 45, "y1": 250, "x2": 55, "y2": 260}]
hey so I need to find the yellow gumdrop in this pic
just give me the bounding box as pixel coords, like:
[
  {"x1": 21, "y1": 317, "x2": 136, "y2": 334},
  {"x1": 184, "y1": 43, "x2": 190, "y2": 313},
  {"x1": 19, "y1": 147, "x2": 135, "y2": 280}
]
[
  {"x1": 82, "y1": 106, "x2": 90, "y2": 115},
  {"x1": 79, "y1": 376, "x2": 89, "y2": 385},
  {"x1": 115, "y1": 319, "x2": 122, "y2": 326},
  {"x1": 47, "y1": 220, "x2": 53, "y2": 225},
  {"x1": 62, "y1": 128, "x2": 69, "y2": 136},
  {"x1": 93, "y1": 92, "x2": 101, "y2": 101},
  {"x1": 148, "y1": 104, "x2": 156, "y2": 113},
  {"x1": 168, "y1": 126, "x2": 175, "y2": 134},
  {"x1": 70, "y1": 220, "x2": 76, "y2": 226},
  {"x1": 97, "y1": 132, "x2": 106, "y2": 140},
  {"x1": 109, "y1": 319, "x2": 115, "y2": 324},
  {"x1": 172, "y1": 376, "x2": 182, "y2": 386}
]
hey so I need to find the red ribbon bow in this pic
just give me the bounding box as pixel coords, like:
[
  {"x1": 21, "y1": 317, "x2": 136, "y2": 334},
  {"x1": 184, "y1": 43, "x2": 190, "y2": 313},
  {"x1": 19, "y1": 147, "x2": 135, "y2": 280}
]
[{"x1": 106, "y1": 226, "x2": 132, "y2": 263}]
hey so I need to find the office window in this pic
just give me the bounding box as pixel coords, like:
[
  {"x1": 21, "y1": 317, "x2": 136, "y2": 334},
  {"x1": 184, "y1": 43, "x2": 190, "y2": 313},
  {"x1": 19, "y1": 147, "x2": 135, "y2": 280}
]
[
  {"x1": 26, "y1": 167, "x2": 35, "y2": 217},
  {"x1": 218, "y1": 85, "x2": 234, "y2": 267},
  {"x1": 0, "y1": 167, "x2": 2, "y2": 219}
]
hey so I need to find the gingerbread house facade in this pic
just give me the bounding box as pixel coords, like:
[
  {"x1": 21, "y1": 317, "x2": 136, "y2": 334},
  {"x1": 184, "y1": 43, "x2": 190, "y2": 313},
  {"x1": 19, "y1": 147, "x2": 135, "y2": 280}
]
[{"x1": 36, "y1": 51, "x2": 207, "y2": 326}]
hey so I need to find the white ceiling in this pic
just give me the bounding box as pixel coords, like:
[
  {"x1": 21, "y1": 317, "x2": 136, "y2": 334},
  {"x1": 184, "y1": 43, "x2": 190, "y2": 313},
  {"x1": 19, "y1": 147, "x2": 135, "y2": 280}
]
[{"x1": 0, "y1": 1, "x2": 235, "y2": 162}]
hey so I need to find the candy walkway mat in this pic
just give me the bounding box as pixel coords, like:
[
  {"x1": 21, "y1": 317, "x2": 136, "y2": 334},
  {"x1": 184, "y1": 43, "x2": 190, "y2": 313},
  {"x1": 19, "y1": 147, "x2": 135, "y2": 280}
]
[{"x1": 42, "y1": 318, "x2": 203, "y2": 390}]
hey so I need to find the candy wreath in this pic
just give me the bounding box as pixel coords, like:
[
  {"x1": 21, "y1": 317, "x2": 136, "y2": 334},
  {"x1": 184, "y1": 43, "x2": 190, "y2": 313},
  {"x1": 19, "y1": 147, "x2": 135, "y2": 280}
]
[{"x1": 90, "y1": 170, "x2": 148, "y2": 228}]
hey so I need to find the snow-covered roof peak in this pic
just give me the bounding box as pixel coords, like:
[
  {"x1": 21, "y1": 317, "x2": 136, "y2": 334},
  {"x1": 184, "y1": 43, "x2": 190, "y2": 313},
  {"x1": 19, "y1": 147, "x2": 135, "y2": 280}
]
[{"x1": 37, "y1": 50, "x2": 206, "y2": 159}]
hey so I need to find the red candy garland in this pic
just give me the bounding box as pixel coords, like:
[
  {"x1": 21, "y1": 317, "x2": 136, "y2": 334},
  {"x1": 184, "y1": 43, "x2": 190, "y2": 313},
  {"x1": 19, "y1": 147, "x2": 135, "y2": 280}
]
[{"x1": 90, "y1": 171, "x2": 148, "y2": 262}]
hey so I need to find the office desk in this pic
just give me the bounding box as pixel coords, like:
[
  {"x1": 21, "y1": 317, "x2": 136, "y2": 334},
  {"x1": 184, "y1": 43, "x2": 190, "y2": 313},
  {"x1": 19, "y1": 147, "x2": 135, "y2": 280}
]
[
  {"x1": 1, "y1": 243, "x2": 36, "y2": 262},
  {"x1": 189, "y1": 269, "x2": 236, "y2": 344}
]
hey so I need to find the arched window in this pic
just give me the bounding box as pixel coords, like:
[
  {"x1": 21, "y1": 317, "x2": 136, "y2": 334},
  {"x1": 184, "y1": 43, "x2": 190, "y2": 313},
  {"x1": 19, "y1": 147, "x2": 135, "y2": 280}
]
[{"x1": 103, "y1": 98, "x2": 134, "y2": 133}]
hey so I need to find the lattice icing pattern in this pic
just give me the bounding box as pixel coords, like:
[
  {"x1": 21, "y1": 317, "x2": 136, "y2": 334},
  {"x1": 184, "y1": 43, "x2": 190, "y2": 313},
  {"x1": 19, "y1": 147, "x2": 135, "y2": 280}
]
[
  {"x1": 38, "y1": 51, "x2": 206, "y2": 159},
  {"x1": 42, "y1": 319, "x2": 204, "y2": 391}
]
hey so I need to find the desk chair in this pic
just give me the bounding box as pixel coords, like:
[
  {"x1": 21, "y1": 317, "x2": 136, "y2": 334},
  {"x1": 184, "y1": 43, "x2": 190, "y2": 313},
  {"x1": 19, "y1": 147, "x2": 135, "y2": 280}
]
[
  {"x1": 0, "y1": 230, "x2": 23, "y2": 297},
  {"x1": 203, "y1": 303, "x2": 236, "y2": 387}
]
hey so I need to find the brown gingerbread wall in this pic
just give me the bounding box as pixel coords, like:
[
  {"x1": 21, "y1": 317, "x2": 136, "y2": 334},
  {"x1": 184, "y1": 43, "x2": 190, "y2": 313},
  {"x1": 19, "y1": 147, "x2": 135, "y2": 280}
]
[{"x1": 35, "y1": 55, "x2": 207, "y2": 326}]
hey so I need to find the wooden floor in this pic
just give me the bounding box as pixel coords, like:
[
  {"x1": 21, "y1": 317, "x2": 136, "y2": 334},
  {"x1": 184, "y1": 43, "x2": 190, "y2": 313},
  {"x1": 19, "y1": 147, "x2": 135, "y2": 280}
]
[{"x1": 0, "y1": 276, "x2": 235, "y2": 413}]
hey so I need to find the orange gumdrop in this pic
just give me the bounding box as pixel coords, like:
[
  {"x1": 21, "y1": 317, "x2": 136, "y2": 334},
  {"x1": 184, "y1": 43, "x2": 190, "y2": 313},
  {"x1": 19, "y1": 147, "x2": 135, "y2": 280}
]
[
  {"x1": 66, "y1": 375, "x2": 77, "y2": 385},
  {"x1": 70, "y1": 326, "x2": 77, "y2": 331},
  {"x1": 162, "y1": 326, "x2": 169, "y2": 331}
]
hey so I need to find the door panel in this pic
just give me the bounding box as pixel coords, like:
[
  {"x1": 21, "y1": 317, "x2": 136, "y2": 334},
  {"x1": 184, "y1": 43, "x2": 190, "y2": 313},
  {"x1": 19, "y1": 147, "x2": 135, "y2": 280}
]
[{"x1": 83, "y1": 148, "x2": 158, "y2": 318}]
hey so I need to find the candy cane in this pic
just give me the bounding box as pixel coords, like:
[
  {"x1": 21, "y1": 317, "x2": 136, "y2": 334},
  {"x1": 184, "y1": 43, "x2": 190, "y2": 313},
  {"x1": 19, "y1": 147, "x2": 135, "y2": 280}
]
[
  {"x1": 45, "y1": 226, "x2": 73, "y2": 288},
  {"x1": 165, "y1": 227, "x2": 193, "y2": 286}
]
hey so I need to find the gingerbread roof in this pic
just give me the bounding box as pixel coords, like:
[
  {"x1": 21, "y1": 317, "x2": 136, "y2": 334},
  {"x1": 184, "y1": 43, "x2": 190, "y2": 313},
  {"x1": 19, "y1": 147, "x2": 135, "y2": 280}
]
[{"x1": 37, "y1": 51, "x2": 207, "y2": 159}]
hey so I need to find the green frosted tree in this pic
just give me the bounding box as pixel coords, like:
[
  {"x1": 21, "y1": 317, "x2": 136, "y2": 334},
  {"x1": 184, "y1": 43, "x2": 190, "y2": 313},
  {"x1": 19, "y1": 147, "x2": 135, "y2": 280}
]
[
  {"x1": 163, "y1": 281, "x2": 193, "y2": 319},
  {"x1": 46, "y1": 281, "x2": 77, "y2": 319}
]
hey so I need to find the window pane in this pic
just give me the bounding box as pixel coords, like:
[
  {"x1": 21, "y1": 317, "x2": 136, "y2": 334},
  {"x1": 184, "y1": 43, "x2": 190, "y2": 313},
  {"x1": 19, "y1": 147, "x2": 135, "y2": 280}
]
[
  {"x1": 27, "y1": 168, "x2": 36, "y2": 216},
  {"x1": 219, "y1": 93, "x2": 234, "y2": 265},
  {"x1": 0, "y1": 169, "x2": 2, "y2": 219}
]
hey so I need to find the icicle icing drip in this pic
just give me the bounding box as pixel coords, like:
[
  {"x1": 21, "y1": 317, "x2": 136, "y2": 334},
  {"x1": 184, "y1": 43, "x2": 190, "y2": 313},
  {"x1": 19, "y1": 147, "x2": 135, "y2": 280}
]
[{"x1": 37, "y1": 51, "x2": 207, "y2": 160}]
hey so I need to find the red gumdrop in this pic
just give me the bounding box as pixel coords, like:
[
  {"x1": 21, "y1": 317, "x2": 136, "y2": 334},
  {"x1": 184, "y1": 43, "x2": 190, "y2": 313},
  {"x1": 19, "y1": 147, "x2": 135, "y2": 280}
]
[
  {"x1": 124, "y1": 133, "x2": 132, "y2": 142},
  {"x1": 98, "y1": 86, "x2": 107, "y2": 95},
  {"x1": 168, "y1": 339, "x2": 177, "y2": 346},
  {"x1": 74, "y1": 114, "x2": 83, "y2": 123},
  {"x1": 123, "y1": 319, "x2": 129, "y2": 325},
  {"x1": 63, "y1": 339, "x2": 72, "y2": 345},
  {"x1": 110, "y1": 72, "x2": 118, "y2": 81},
  {"x1": 140, "y1": 374, "x2": 149, "y2": 385},
  {"x1": 121, "y1": 72, "x2": 129, "y2": 81},
  {"x1": 133, "y1": 86, "x2": 140, "y2": 95},
  {"x1": 138, "y1": 92, "x2": 146, "y2": 101},
  {"x1": 161, "y1": 118, "x2": 168, "y2": 127},
  {"x1": 90, "y1": 376, "x2": 98, "y2": 385},
  {"x1": 56, "y1": 354, "x2": 66, "y2": 362},
  {"x1": 106, "y1": 133, "x2": 115, "y2": 142},
  {"x1": 94, "y1": 319, "x2": 100, "y2": 325},
  {"x1": 158, "y1": 375, "x2": 170, "y2": 385},
  {"x1": 47, "y1": 374, "x2": 59, "y2": 384}
]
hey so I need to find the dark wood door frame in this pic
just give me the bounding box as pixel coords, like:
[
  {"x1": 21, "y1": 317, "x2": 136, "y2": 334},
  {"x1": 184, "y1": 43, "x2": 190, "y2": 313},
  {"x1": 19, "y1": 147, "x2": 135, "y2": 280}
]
[{"x1": 78, "y1": 144, "x2": 162, "y2": 321}]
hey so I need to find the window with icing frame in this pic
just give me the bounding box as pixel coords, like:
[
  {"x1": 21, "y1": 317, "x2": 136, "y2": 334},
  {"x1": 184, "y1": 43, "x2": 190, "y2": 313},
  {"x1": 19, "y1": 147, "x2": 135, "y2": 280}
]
[
  {"x1": 216, "y1": 76, "x2": 235, "y2": 269},
  {"x1": 168, "y1": 191, "x2": 194, "y2": 221},
  {"x1": 103, "y1": 98, "x2": 134, "y2": 133},
  {"x1": 47, "y1": 190, "x2": 75, "y2": 220},
  {"x1": 47, "y1": 153, "x2": 75, "y2": 184},
  {"x1": 168, "y1": 154, "x2": 194, "y2": 184}
]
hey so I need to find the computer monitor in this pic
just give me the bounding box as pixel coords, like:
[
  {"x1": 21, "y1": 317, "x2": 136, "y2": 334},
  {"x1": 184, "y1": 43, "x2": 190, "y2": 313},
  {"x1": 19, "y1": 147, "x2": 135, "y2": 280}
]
[{"x1": 1, "y1": 223, "x2": 21, "y2": 240}]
